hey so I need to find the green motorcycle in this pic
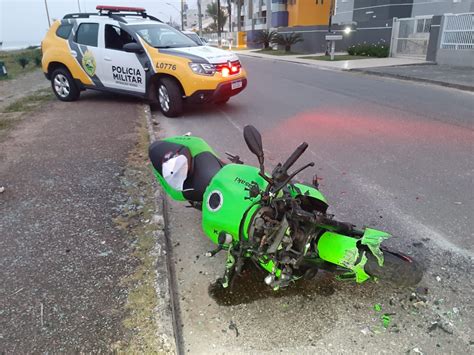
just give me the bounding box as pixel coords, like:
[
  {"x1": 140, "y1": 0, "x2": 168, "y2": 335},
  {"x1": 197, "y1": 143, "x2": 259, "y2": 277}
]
[{"x1": 149, "y1": 125, "x2": 422, "y2": 290}]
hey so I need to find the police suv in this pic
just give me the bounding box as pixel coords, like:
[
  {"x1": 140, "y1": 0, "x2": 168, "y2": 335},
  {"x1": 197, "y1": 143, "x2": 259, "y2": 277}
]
[{"x1": 41, "y1": 5, "x2": 247, "y2": 117}]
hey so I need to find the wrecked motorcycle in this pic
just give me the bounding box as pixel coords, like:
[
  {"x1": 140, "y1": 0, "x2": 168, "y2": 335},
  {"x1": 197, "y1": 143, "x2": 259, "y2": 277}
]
[{"x1": 149, "y1": 125, "x2": 422, "y2": 290}]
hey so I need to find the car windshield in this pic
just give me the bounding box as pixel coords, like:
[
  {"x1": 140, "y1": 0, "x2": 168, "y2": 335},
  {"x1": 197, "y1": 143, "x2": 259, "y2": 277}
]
[
  {"x1": 129, "y1": 23, "x2": 198, "y2": 48},
  {"x1": 184, "y1": 32, "x2": 203, "y2": 46}
]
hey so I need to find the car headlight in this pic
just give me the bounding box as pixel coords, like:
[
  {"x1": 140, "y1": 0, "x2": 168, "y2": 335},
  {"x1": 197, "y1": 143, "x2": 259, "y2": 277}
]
[{"x1": 189, "y1": 63, "x2": 215, "y2": 76}]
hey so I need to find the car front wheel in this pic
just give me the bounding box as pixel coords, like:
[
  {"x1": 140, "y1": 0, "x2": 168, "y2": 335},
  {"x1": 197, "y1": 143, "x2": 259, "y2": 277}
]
[
  {"x1": 158, "y1": 78, "x2": 183, "y2": 117},
  {"x1": 51, "y1": 68, "x2": 80, "y2": 102}
]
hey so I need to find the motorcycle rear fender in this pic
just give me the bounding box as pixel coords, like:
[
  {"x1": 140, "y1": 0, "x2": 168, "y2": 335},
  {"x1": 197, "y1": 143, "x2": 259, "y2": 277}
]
[{"x1": 317, "y1": 228, "x2": 392, "y2": 283}]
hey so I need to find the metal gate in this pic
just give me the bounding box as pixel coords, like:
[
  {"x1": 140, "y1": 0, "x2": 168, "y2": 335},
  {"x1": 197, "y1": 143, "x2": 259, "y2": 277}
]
[{"x1": 390, "y1": 16, "x2": 432, "y2": 58}]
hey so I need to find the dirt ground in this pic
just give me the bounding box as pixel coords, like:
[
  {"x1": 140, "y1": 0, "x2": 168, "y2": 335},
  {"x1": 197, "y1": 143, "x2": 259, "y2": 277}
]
[{"x1": 0, "y1": 91, "x2": 171, "y2": 352}]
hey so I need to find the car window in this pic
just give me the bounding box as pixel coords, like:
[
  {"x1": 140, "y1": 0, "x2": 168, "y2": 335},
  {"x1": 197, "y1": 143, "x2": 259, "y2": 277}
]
[
  {"x1": 105, "y1": 24, "x2": 136, "y2": 51},
  {"x1": 129, "y1": 23, "x2": 197, "y2": 48},
  {"x1": 56, "y1": 24, "x2": 73, "y2": 39},
  {"x1": 75, "y1": 23, "x2": 99, "y2": 47}
]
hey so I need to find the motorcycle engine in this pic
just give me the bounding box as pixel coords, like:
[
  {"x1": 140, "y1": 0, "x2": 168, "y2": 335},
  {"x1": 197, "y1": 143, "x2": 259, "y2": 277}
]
[{"x1": 248, "y1": 207, "x2": 309, "y2": 288}]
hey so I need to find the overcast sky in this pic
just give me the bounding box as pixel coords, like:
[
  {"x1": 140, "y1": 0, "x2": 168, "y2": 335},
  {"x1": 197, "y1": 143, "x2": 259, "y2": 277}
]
[{"x1": 0, "y1": 0, "x2": 198, "y2": 49}]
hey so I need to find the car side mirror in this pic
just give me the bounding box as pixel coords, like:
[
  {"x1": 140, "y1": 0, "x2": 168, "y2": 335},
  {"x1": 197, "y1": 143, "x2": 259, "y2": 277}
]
[
  {"x1": 123, "y1": 42, "x2": 143, "y2": 54},
  {"x1": 244, "y1": 125, "x2": 265, "y2": 173}
]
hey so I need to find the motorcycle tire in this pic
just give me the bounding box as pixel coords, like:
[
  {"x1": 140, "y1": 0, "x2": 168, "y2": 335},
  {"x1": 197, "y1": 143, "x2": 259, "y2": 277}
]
[{"x1": 364, "y1": 250, "x2": 423, "y2": 287}]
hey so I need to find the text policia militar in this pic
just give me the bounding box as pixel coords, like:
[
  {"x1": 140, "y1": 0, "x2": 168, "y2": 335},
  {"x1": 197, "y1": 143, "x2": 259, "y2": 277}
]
[{"x1": 112, "y1": 65, "x2": 142, "y2": 85}]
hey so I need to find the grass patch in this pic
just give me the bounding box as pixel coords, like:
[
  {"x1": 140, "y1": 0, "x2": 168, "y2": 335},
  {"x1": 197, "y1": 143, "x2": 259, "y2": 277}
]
[
  {"x1": 254, "y1": 49, "x2": 300, "y2": 56},
  {"x1": 0, "y1": 48, "x2": 42, "y2": 81},
  {"x1": 299, "y1": 55, "x2": 370, "y2": 61},
  {"x1": 113, "y1": 108, "x2": 174, "y2": 353},
  {"x1": 2, "y1": 89, "x2": 53, "y2": 113}
]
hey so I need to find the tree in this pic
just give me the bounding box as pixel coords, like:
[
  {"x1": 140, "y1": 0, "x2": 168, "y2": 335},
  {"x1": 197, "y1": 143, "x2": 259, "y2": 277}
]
[
  {"x1": 255, "y1": 30, "x2": 277, "y2": 49},
  {"x1": 232, "y1": 0, "x2": 244, "y2": 32},
  {"x1": 272, "y1": 32, "x2": 304, "y2": 53},
  {"x1": 206, "y1": 2, "x2": 227, "y2": 32}
]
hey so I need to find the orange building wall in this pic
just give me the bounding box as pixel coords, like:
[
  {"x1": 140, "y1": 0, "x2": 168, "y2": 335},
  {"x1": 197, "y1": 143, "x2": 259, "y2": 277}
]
[{"x1": 287, "y1": 0, "x2": 331, "y2": 27}]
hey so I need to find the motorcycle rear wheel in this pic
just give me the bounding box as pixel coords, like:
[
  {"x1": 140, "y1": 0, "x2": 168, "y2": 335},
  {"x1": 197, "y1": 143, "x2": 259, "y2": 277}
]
[{"x1": 364, "y1": 250, "x2": 423, "y2": 287}]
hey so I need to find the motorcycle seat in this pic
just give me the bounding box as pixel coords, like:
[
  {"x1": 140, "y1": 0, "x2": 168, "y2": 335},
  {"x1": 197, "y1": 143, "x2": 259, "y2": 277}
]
[{"x1": 149, "y1": 140, "x2": 224, "y2": 202}]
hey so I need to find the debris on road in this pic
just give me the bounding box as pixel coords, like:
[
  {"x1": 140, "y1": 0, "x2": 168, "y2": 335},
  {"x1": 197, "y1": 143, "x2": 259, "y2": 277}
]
[
  {"x1": 229, "y1": 320, "x2": 239, "y2": 337},
  {"x1": 0, "y1": 186, "x2": 5, "y2": 193},
  {"x1": 360, "y1": 326, "x2": 372, "y2": 335},
  {"x1": 382, "y1": 314, "x2": 391, "y2": 328}
]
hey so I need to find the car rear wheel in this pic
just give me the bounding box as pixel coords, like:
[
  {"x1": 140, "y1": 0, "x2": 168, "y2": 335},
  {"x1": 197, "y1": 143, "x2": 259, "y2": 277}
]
[
  {"x1": 158, "y1": 78, "x2": 183, "y2": 117},
  {"x1": 51, "y1": 68, "x2": 80, "y2": 102}
]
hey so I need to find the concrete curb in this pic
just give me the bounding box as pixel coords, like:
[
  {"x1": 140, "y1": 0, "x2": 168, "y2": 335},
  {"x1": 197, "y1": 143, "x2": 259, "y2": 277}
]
[
  {"x1": 350, "y1": 69, "x2": 474, "y2": 92},
  {"x1": 143, "y1": 104, "x2": 184, "y2": 355},
  {"x1": 239, "y1": 53, "x2": 342, "y2": 71}
]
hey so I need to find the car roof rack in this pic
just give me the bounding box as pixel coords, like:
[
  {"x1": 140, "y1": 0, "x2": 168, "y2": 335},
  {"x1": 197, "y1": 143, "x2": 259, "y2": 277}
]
[{"x1": 63, "y1": 5, "x2": 162, "y2": 23}]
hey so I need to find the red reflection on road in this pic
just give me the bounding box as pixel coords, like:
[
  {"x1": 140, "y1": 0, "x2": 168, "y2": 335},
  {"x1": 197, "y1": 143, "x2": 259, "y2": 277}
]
[{"x1": 264, "y1": 108, "x2": 472, "y2": 147}]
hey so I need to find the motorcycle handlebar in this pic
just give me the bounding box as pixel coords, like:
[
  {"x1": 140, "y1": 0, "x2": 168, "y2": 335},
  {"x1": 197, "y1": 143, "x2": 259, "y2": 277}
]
[{"x1": 281, "y1": 142, "x2": 308, "y2": 173}]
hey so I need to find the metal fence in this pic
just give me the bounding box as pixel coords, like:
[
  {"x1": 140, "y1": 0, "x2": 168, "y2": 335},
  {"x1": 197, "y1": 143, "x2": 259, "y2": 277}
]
[{"x1": 440, "y1": 13, "x2": 474, "y2": 50}]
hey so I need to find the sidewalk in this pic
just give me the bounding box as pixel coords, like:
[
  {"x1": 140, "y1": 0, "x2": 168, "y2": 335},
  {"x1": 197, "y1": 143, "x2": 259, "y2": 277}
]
[
  {"x1": 238, "y1": 49, "x2": 426, "y2": 70},
  {"x1": 238, "y1": 49, "x2": 473, "y2": 91},
  {"x1": 352, "y1": 64, "x2": 474, "y2": 91}
]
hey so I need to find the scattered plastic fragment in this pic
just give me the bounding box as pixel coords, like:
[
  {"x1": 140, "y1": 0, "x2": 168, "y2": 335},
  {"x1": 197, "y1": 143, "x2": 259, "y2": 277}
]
[
  {"x1": 360, "y1": 326, "x2": 372, "y2": 335},
  {"x1": 436, "y1": 276, "x2": 441, "y2": 282},
  {"x1": 382, "y1": 314, "x2": 391, "y2": 328},
  {"x1": 374, "y1": 303, "x2": 382, "y2": 312},
  {"x1": 453, "y1": 307, "x2": 459, "y2": 314},
  {"x1": 0, "y1": 186, "x2": 4, "y2": 193},
  {"x1": 412, "y1": 347, "x2": 424, "y2": 355}
]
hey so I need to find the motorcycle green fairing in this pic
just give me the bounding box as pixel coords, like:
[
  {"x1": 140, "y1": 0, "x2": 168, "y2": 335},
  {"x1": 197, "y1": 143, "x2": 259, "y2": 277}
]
[{"x1": 151, "y1": 135, "x2": 394, "y2": 285}]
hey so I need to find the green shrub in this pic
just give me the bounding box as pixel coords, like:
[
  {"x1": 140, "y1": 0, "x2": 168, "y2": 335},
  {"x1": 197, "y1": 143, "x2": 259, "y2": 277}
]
[
  {"x1": 347, "y1": 42, "x2": 389, "y2": 58},
  {"x1": 17, "y1": 56, "x2": 30, "y2": 69},
  {"x1": 255, "y1": 30, "x2": 277, "y2": 49},
  {"x1": 272, "y1": 32, "x2": 303, "y2": 53},
  {"x1": 34, "y1": 55, "x2": 42, "y2": 67}
]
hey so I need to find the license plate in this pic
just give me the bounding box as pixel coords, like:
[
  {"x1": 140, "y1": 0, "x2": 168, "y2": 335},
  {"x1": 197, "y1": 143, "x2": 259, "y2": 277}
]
[{"x1": 231, "y1": 80, "x2": 243, "y2": 90}]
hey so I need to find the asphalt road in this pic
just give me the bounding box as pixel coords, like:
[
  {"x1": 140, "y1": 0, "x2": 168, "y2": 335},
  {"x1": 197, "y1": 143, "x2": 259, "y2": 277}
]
[{"x1": 152, "y1": 56, "x2": 474, "y2": 354}]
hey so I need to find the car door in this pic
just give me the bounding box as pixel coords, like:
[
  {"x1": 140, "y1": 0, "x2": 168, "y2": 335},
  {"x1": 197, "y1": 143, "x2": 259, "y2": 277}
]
[
  {"x1": 72, "y1": 22, "x2": 101, "y2": 85},
  {"x1": 97, "y1": 24, "x2": 147, "y2": 94}
]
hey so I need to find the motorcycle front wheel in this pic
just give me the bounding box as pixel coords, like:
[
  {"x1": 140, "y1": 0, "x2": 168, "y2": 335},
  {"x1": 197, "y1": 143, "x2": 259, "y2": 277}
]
[{"x1": 364, "y1": 249, "x2": 423, "y2": 287}]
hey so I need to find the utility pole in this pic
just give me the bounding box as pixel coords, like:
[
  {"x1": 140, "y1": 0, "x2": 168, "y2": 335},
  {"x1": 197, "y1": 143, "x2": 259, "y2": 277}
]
[
  {"x1": 77, "y1": 0, "x2": 82, "y2": 13},
  {"x1": 197, "y1": 0, "x2": 203, "y2": 36},
  {"x1": 181, "y1": 0, "x2": 185, "y2": 30},
  {"x1": 325, "y1": 0, "x2": 335, "y2": 55},
  {"x1": 43, "y1": 0, "x2": 51, "y2": 27},
  {"x1": 217, "y1": 0, "x2": 221, "y2": 47}
]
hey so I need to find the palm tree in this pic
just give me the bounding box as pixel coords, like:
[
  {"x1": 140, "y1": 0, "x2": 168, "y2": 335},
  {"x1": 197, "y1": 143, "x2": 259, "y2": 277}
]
[
  {"x1": 206, "y1": 2, "x2": 227, "y2": 32},
  {"x1": 255, "y1": 30, "x2": 277, "y2": 49},
  {"x1": 272, "y1": 33, "x2": 304, "y2": 53},
  {"x1": 230, "y1": 0, "x2": 244, "y2": 32}
]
